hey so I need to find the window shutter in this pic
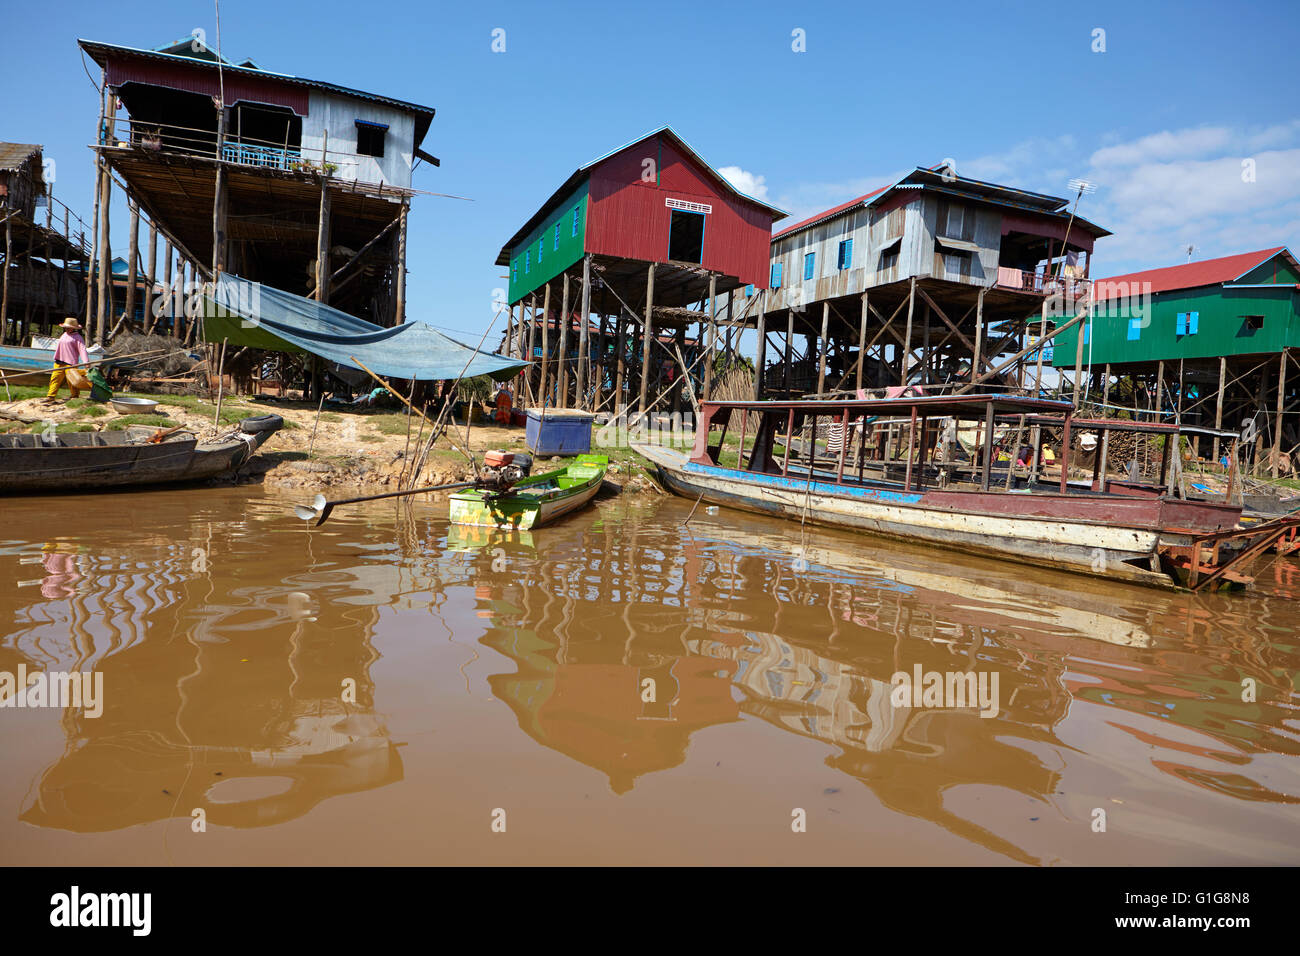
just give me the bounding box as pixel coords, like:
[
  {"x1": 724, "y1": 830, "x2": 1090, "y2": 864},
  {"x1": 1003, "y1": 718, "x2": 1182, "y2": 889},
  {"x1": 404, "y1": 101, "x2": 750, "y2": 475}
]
[
  {"x1": 844, "y1": 238, "x2": 853, "y2": 269},
  {"x1": 1127, "y1": 318, "x2": 1140, "y2": 341},
  {"x1": 771, "y1": 263, "x2": 782, "y2": 289},
  {"x1": 1176, "y1": 312, "x2": 1187, "y2": 336},
  {"x1": 804, "y1": 252, "x2": 815, "y2": 281},
  {"x1": 1189, "y1": 311, "x2": 1199, "y2": 334}
]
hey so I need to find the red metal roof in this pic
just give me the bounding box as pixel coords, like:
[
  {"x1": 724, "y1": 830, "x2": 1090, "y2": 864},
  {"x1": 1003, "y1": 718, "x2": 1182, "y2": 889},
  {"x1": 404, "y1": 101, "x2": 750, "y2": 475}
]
[
  {"x1": 1093, "y1": 247, "x2": 1288, "y2": 299},
  {"x1": 771, "y1": 184, "x2": 891, "y2": 241}
]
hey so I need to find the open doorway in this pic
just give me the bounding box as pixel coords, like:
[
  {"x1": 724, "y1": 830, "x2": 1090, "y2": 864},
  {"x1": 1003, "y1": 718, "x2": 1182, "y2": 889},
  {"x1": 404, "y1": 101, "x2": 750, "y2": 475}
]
[{"x1": 668, "y1": 210, "x2": 705, "y2": 263}]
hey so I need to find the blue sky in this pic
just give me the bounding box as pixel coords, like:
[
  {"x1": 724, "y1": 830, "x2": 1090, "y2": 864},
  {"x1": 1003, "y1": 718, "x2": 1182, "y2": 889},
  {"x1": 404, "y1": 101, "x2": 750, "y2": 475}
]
[{"x1": 3, "y1": 0, "x2": 1298, "y2": 341}]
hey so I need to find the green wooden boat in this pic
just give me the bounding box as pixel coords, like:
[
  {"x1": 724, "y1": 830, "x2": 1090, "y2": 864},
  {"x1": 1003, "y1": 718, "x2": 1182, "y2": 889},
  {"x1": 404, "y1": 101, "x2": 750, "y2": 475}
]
[{"x1": 449, "y1": 454, "x2": 608, "y2": 529}]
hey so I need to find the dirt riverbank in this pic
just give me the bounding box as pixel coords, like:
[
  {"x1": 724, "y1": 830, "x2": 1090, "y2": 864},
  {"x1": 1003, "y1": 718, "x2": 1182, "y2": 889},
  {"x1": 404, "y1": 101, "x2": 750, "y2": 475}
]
[{"x1": 0, "y1": 390, "x2": 661, "y2": 495}]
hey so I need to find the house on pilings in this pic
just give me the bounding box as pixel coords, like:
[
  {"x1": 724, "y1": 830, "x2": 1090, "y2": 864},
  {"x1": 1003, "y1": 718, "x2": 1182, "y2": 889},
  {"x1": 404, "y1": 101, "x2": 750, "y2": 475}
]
[
  {"x1": 76, "y1": 35, "x2": 437, "y2": 393},
  {"x1": 752, "y1": 164, "x2": 1110, "y2": 400},
  {"x1": 0, "y1": 142, "x2": 91, "y2": 345},
  {"x1": 1052, "y1": 247, "x2": 1300, "y2": 474},
  {"x1": 495, "y1": 127, "x2": 786, "y2": 414}
]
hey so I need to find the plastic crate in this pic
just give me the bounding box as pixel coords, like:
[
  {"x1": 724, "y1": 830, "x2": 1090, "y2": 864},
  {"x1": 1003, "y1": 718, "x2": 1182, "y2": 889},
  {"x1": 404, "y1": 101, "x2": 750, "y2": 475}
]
[{"x1": 526, "y1": 408, "x2": 594, "y2": 456}]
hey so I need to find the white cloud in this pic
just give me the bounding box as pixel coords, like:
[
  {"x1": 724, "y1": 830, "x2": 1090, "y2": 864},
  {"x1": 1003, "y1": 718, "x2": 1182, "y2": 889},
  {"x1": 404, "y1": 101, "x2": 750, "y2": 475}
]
[
  {"x1": 718, "y1": 165, "x2": 769, "y2": 201},
  {"x1": 1089, "y1": 127, "x2": 1234, "y2": 167}
]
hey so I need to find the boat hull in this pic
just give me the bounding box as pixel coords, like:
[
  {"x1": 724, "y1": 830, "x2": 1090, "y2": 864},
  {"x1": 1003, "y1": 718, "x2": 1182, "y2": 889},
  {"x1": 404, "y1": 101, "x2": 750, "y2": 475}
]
[
  {"x1": 635, "y1": 444, "x2": 1235, "y2": 590},
  {"x1": 0, "y1": 419, "x2": 280, "y2": 493},
  {"x1": 448, "y1": 455, "x2": 606, "y2": 530}
]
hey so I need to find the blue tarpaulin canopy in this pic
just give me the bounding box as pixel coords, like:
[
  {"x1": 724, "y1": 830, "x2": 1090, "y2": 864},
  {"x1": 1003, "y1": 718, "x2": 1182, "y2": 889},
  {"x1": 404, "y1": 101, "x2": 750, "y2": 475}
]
[{"x1": 202, "y1": 274, "x2": 527, "y2": 382}]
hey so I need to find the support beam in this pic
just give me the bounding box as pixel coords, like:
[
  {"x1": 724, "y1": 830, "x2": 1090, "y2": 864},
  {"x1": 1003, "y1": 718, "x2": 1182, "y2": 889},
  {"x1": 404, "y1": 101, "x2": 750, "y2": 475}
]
[
  {"x1": 578, "y1": 254, "x2": 592, "y2": 408},
  {"x1": 95, "y1": 152, "x2": 112, "y2": 344},
  {"x1": 144, "y1": 219, "x2": 158, "y2": 331},
  {"x1": 1274, "y1": 348, "x2": 1288, "y2": 478},
  {"x1": 753, "y1": 290, "x2": 767, "y2": 400},
  {"x1": 902, "y1": 277, "x2": 916, "y2": 382},
  {"x1": 540, "y1": 282, "x2": 553, "y2": 405},
  {"x1": 395, "y1": 200, "x2": 408, "y2": 324},
  {"x1": 702, "y1": 272, "x2": 717, "y2": 403},
  {"x1": 639, "y1": 263, "x2": 655, "y2": 414},
  {"x1": 314, "y1": 170, "x2": 331, "y2": 305},
  {"x1": 124, "y1": 198, "x2": 140, "y2": 331},
  {"x1": 856, "y1": 292, "x2": 869, "y2": 392},
  {"x1": 972, "y1": 287, "x2": 985, "y2": 387},
  {"x1": 0, "y1": 218, "x2": 9, "y2": 344},
  {"x1": 558, "y1": 271, "x2": 571, "y2": 404},
  {"x1": 816, "y1": 301, "x2": 829, "y2": 396}
]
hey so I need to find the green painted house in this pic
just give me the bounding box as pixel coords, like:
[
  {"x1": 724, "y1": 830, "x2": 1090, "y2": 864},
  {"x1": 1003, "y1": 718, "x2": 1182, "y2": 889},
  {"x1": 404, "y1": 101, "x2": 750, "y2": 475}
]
[{"x1": 1054, "y1": 247, "x2": 1300, "y2": 370}]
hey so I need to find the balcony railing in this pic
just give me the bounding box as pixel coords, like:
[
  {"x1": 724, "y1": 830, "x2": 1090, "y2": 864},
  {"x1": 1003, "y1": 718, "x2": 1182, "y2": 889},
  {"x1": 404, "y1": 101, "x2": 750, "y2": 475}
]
[
  {"x1": 995, "y1": 266, "x2": 1091, "y2": 300},
  {"x1": 102, "y1": 116, "x2": 363, "y2": 178},
  {"x1": 220, "y1": 142, "x2": 303, "y2": 171}
]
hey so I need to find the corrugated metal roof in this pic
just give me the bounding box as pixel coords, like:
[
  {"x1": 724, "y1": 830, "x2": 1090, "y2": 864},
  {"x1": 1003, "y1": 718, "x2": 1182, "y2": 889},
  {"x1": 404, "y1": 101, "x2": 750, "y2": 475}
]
[
  {"x1": 495, "y1": 126, "x2": 786, "y2": 264},
  {"x1": 78, "y1": 39, "x2": 436, "y2": 146},
  {"x1": 0, "y1": 142, "x2": 41, "y2": 172},
  {"x1": 1093, "y1": 247, "x2": 1292, "y2": 299},
  {"x1": 770, "y1": 165, "x2": 1110, "y2": 242}
]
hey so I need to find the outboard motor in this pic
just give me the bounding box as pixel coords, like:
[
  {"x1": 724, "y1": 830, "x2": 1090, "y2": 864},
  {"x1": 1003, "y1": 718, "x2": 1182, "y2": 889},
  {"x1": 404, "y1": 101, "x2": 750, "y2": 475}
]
[{"x1": 479, "y1": 450, "x2": 533, "y2": 490}]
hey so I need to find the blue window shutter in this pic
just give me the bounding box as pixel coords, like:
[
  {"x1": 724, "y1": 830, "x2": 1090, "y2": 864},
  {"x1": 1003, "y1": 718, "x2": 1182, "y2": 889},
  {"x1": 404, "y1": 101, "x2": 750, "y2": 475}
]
[
  {"x1": 1127, "y1": 317, "x2": 1140, "y2": 341},
  {"x1": 572, "y1": 207, "x2": 580, "y2": 236},
  {"x1": 745, "y1": 284, "x2": 755, "y2": 297},
  {"x1": 554, "y1": 224, "x2": 560, "y2": 251},
  {"x1": 1176, "y1": 312, "x2": 1186, "y2": 336},
  {"x1": 804, "y1": 252, "x2": 815, "y2": 281},
  {"x1": 512, "y1": 260, "x2": 517, "y2": 282},
  {"x1": 1083, "y1": 322, "x2": 1090, "y2": 345},
  {"x1": 538, "y1": 238, "x2": 543, "y2": 264},
  {"x1": 525, "y1": 251, "x2": 530, "y2": 273},
  {"x1": 1189, "y1": 311, "x2": 1199, "y2": 334},
  {"x1": 771, "y1": 263, "x2": 782, "y2": 288},
  {"x1": 845, "y1": 238, "x2": 853, "y2": 269}
]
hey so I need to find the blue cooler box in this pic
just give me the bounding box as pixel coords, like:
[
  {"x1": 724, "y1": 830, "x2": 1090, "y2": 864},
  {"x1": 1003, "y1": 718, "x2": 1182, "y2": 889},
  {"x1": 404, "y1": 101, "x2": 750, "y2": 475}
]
[{"x1": 526, "y1": 408, "x2": 595, "y2": 456}]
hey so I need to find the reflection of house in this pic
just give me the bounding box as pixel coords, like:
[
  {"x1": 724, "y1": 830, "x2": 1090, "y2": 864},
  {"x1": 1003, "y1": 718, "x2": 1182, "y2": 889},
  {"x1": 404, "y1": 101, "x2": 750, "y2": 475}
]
[
  {"x1": 0, "y1": 142, "x2": 90, "y2": 343},
  {"x1": 484, "y1": 622, "x2": 739, "y2": 794},
  {"x1": 14, "y1": 541, "x2": 401, "y2": 832}
]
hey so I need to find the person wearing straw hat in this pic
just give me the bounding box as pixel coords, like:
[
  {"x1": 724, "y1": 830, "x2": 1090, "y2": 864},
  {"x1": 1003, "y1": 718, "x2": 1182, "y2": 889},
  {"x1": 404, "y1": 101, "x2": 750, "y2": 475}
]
[{"x1": 44, "y1": 317, "x2": 91, "y2": 403}]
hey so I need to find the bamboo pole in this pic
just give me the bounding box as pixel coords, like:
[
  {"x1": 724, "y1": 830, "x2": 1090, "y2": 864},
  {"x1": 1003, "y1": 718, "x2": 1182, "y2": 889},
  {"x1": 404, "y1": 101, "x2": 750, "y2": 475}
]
[
  {"x1": 578, "y1": 254, "x2": 592, "y2": 408},
  {"x1": 540, "y1": 281, "x2": 552, "y2": 405}
]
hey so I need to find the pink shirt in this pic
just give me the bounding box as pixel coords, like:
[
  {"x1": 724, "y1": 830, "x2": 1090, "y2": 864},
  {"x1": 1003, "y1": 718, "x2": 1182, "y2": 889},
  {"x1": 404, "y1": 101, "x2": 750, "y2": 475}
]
[{"x1": 53, "y1": 331, "x2": 89, "y2": 366}]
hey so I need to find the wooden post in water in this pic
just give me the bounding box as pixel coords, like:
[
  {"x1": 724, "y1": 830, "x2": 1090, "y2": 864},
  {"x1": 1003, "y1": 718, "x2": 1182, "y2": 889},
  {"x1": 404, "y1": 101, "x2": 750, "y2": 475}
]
[
  {"x1": 753, "y1": 290, "x2": 767, "y2": 400},
  {"x1": 1213, "y1": 356, "x2": 1226, "y2": 464}
]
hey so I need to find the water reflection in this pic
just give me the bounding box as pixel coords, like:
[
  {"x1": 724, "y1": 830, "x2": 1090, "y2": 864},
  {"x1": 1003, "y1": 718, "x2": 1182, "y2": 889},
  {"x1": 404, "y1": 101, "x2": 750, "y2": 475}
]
[
  {"x1": 467, "y1": 502, "x2": 1300, "y2": 863},
  {"x1": 0, "y1": 488, "x2": 1296, "y2": 864}
]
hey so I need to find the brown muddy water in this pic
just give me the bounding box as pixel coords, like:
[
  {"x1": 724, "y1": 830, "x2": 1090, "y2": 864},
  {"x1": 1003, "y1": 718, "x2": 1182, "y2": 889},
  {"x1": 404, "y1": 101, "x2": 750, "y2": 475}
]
[{"x1": 1, "y1": 486, "x2": 1297, "y2": 866}]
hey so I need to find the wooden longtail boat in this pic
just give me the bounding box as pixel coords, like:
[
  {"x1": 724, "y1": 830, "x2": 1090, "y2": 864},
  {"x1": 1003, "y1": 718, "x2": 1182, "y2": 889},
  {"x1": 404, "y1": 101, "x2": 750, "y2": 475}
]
[
  {"x1": 0, "y1": 343, "x2": 130, "y2": 385},
  {"x1": 635, "y1": 395, "x2": 1300, "y2": 592},
  {"x1": 0, "y1": 414, "x2": 283, "y2": 493},
  {"x1": 449, "y1": 454, "x2": 607, "y2": 530}
]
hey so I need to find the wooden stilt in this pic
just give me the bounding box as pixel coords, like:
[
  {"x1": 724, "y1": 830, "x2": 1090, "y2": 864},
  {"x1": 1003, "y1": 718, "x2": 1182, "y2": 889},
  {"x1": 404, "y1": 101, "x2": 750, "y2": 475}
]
[
  {"x1": 578, "y1": 254, "x2": 592, "y2": 408},
  {"x1": 639, "y1": 263, "x2": 655, "y2": 413},
  {"x1": 753, "y1": 290, "x2": 767, "y2": 400},
  {"x1": 124, "y1": 198, "x2": 140, "y2": 331},
  {"x1": 856, "y1": 292, "x2": 868, "y2": 393},
  {"x1": 144, "y1": 219, "x2": 158, "y2": 332},
  {"x1": 972, "y1": 287, "x2": 984, "y2": 387},
  {"x1": 95, "y1": 152, "x2": 111, "y2": 345},
  {"x1": 702, "y1": 272, "x2": 717, "y2": 403},
  {"x1": 395, "y1": 200, "x2": 408, "y2": 324},
  {"x1": 1274, "y1": 347, "x2": 1287, "y2": 478},
  {"x1": 817, "y1": 300, "x2": 829, "y2": 396},
  {"x1": 558, "y1": 271, "x2": 571, "y2": 404},
  {"x1": 540, "y1": 281, "x2": 552, "y2": 405},
  {"x1": 0, "y1": 218, "x2": 10, "y2": 344},
  {"x1": 1213, "y1": 356, "x2": 1226, "y2": 464},
  {"x1": 902, "y1": 277, "x2": 915, "y2": 383}
]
